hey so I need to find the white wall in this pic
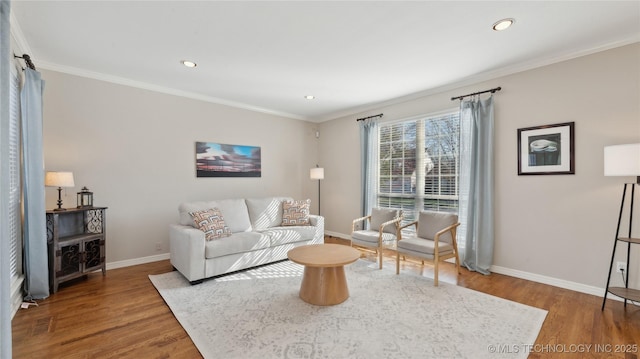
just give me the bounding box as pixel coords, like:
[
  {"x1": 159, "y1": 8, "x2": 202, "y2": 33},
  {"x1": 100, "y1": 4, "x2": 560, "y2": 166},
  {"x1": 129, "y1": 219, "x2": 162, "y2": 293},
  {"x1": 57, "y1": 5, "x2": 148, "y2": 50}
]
[
  {"x1": 42, "y1": 70, "x2": 319, "y2": 266},
  {"x1": 319, "y1": 43, "x2": 640, "y2": 291}
]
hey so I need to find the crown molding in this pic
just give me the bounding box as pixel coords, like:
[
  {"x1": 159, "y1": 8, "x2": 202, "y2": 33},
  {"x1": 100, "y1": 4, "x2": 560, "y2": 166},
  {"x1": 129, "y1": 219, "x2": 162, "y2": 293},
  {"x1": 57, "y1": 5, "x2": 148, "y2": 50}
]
[
  {"x1": 318, "y1": 37, "x2": 640, "y2": 123},
  {"x1": 38, "y1": 61, "x2": 309, "y2": 122}
]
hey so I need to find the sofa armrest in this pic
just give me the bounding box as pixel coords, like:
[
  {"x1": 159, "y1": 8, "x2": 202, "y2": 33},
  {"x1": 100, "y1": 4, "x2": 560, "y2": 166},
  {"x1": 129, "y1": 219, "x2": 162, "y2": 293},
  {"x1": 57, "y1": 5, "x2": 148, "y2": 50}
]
[
  {"x1": 308, "y1": 215, "x2": 325, "y2": 244},
  {"x1": 169, "y1": 224, "x2": 206, "y2": 282}
]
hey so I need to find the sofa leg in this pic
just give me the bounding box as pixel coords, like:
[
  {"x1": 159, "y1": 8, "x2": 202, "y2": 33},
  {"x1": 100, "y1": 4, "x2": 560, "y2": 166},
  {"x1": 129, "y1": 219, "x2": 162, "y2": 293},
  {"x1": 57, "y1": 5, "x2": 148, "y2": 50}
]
[{"x1": 189, "y1": 279, "x2": 204, "y2": 285}]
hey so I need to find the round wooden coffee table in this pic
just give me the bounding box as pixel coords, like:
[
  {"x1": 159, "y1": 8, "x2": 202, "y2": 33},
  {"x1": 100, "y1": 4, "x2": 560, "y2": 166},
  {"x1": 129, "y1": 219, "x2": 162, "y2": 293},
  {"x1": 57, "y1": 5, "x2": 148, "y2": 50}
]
[{"x1": 287, "y1": 244, "x2": 361, "y2": 306}]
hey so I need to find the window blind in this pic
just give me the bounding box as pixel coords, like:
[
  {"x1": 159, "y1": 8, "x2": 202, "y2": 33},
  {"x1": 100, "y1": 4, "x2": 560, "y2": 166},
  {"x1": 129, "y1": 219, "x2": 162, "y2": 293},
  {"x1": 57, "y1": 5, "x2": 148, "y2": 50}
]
[{"x1": 9, "y1": 70, "x2": 22, "y2": 281}]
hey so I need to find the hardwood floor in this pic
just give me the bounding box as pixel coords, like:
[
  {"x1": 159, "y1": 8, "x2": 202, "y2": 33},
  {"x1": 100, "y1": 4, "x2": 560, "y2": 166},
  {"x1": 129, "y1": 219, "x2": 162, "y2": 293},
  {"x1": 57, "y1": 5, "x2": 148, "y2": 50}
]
[{"x1": 12, "y1": 237, "x2": 640, "y2": 358}]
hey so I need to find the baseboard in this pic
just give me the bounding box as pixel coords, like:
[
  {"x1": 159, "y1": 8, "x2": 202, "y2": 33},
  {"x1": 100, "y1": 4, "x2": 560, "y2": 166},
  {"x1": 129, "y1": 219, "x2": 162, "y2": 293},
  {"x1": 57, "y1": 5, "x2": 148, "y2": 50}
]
[
  {"x1": 489, "y1": 265, "x2": 613, "y2": 299},
  {"x1": 106, "y1": 253, "x2": 170, "y2": 270},
  {"x1": 325, "y1": 231, "x2": 615, "y2": 300},
  {"x1": 325, "y1": 231, "x2": 350, "y2": 240}
]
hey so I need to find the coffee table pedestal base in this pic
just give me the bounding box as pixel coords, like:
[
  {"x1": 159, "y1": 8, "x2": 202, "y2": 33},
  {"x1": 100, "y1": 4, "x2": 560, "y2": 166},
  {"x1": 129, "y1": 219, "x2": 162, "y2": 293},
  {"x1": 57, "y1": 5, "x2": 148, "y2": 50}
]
[{"x1": 299, "y1": 265, "x2": 349, "y2": 306}]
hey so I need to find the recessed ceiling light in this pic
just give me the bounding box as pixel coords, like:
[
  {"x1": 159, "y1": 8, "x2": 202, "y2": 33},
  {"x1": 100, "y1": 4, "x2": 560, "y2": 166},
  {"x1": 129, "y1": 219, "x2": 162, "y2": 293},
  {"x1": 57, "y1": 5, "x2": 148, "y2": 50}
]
[
  {"x1": 181, "y1": 60, "x2": 197, "y2": 68},
  {"x1": 304, "y1": 95, "x2": 315, "y2": 100},
  {"x1": 492, "y1": 18, "x2": 515, "y2": 31}
]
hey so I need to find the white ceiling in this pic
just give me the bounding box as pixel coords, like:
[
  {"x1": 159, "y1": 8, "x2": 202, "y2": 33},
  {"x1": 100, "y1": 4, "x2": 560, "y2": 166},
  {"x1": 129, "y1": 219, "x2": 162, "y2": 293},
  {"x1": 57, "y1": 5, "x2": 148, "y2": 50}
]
[{"x1": 10, "y1": 1, "x2": 640, "y2": 122}]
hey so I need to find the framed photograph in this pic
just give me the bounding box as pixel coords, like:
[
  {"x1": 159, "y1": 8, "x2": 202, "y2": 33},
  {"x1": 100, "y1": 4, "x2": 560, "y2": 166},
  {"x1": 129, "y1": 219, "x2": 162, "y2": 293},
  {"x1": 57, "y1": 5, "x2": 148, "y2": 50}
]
[
  {"x1": 196, "y1": 141, "x2": 261, "y2": 177},
  {"x1": 517, "y1": 122, "x2": 574, "y2": 175}
]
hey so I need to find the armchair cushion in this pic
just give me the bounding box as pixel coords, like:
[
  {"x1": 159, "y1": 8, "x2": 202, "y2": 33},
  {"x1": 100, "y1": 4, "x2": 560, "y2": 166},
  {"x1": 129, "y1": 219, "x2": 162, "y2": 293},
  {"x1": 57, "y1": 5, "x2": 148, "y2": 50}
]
[
  {"x1": 370, "y1": 208, "x2": 401, "y2": 234},
  {"x1": 352, "y1": 230, "x2": 397, "y2": 244},
  {"x1": 397, "y1": 236, "x2": 454, "y2": 256},
  {"x1": 417, "y1": 211, "x2": 457, "y2": 244}
]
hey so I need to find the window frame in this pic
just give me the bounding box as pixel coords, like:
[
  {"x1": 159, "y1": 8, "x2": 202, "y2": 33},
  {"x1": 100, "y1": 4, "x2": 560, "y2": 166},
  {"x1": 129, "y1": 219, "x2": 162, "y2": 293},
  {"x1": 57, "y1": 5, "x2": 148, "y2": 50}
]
[{"x1": 375, "y1": 110, "x2": 462, "y2": 234}]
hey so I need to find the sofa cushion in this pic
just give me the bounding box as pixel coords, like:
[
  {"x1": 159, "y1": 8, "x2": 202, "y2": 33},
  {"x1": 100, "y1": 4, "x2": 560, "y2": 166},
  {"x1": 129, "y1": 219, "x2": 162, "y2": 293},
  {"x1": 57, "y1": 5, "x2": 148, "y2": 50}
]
[
  {"x1": 282, "y1": 199, "x2": 310, "y2": 226},
  {"x1": 179, "y1": 199, "x2": 252, "y2": 233},
  {"x1": 260, "y1": 226, "x2": 317, "y2": 246},
  {"x1": 205, "y1": 231, "x2": 270, "y2": 259},
  {"x1": 189, "y1": 208, "x2": 232, "y2": 241},
  {"x1": 245, "y1": 197, "x2": 292, "y2": 230}
]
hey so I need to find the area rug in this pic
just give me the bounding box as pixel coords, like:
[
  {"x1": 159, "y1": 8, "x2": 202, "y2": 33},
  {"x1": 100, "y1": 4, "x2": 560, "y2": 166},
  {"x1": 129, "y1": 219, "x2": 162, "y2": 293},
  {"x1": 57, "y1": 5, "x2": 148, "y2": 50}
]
[{"x1": 149, "y1": 260, "x2": 547, "y2": 359}]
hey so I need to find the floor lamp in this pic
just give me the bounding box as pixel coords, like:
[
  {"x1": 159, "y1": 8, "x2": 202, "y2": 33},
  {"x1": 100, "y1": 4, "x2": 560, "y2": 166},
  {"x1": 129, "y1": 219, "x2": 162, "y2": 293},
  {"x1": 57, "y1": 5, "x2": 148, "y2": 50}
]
[
  {"x1": 310, "y1": 165, "x2": 324, "y2": 215},
  {"x1": 602, "y1": 143, "x2": 640, "y2": 310}
]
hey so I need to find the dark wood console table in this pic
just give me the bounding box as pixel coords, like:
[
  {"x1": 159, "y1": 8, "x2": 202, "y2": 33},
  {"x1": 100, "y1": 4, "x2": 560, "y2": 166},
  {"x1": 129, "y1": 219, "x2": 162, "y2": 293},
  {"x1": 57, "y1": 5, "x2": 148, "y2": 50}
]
[{"x1": 46, "y1": 207, "x2": 107, "y2": 293}]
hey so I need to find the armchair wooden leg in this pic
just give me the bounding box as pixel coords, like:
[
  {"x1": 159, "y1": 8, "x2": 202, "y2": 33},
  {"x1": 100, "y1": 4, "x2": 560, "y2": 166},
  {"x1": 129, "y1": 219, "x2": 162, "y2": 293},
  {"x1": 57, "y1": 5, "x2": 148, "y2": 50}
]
[
  {"x1": 396, "y1": 252, "x2": 400, "y2": 274},
  {"x1": 378, "y1": 250, "x2": 383, "y2": 269},
  {"x1": 434, "y1": 260, "x2": 439, "y2": 286}
]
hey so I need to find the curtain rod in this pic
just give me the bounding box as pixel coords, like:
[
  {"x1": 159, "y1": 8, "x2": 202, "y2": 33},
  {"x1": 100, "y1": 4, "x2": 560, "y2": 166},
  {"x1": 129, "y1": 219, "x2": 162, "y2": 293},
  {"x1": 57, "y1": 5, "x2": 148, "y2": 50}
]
[
  {"x1": 356, "y1": 113, "x2": 383, "y2": 122},
  {"x1": 14, "y1": 53, "x2": 36, "y2": 70},
  {"x1": 451, "y1": 86, "x2": 501, "y2": 101}
]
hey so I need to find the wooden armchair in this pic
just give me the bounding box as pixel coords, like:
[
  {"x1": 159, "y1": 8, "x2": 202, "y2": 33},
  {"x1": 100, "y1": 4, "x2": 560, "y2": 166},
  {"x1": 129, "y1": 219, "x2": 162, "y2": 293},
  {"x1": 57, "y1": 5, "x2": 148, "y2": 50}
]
[
  {"x1": 351, "y1": 208, "x2": 403, "y2": 269},
  {"x1": 395, "y1": 210, "x2": 460, "y2": 286}
]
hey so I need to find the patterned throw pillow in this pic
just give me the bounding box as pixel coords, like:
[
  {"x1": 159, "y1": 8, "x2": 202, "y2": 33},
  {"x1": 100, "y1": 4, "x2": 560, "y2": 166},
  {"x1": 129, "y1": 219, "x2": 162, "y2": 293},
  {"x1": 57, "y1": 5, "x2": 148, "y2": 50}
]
[
  {"x1": 189, "y1": 208, "x2": 232, "y2": 241},
  {"x1": 282, "y1": 199, "x2": 311, "y2": 226}
]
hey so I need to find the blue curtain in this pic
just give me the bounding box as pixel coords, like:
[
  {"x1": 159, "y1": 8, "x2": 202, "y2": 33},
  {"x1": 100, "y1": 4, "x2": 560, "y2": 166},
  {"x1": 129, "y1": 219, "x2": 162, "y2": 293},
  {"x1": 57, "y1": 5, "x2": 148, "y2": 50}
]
[
  {"x1": 459, "y1": 95, "x2": 494, "y2": 274},
  {"x1": 22, "y1": 68, "x2": 49, "y2": 300},
  {"x1": 1, "y1": 0, "x2": 13, "y2": 356},
  {"x1": 359, "y1": 118, "x2": 378, "y2": 218}
]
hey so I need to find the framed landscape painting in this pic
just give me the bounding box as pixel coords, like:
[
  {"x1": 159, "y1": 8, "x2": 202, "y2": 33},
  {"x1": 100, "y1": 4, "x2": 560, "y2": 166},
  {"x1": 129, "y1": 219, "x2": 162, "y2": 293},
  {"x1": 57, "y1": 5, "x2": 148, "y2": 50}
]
[
  {"x1": 196, "y1": 142, "x2": 261, "y2": 177},
  {"x1": 517, "y1": 122, "x2": 575, "y2": 175}
]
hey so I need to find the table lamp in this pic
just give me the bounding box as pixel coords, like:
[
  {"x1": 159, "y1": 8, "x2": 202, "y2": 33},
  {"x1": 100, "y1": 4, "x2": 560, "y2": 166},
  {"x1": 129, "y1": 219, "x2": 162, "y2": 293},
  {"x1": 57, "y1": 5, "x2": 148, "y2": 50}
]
[{"x1": 45, "y1": 171, "x2": 75, "y2": 211}]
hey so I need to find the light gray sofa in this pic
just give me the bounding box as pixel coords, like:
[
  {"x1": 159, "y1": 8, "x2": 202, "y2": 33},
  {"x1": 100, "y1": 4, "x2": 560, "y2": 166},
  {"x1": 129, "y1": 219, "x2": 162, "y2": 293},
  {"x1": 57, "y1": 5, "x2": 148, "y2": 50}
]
[{"x1": 169, "y1": 197, "x2": 324, "y2": 284}]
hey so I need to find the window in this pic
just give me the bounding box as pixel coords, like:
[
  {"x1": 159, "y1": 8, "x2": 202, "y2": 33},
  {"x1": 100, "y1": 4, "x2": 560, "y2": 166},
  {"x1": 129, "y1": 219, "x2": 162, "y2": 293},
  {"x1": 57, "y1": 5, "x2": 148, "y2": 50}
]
[
  {"x1": 9, "y1": 67, "x2": 23, "y2": 307},
  {"x1": 377, "y1": 111, "x2": 460, "y2": 228}
]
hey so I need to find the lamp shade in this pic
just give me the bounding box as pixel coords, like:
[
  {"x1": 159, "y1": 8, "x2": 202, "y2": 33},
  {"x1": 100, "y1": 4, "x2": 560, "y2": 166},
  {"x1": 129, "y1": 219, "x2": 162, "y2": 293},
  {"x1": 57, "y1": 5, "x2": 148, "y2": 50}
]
[
  {"x1": 604, "y1": 143, "x2": 640, "y2": 177},
  {"x1": 45, "y1": 171, "x2": 75, "y2": 187},
  {"x1": 310, "y1": 167, "x2": 325, "y2": 180}
]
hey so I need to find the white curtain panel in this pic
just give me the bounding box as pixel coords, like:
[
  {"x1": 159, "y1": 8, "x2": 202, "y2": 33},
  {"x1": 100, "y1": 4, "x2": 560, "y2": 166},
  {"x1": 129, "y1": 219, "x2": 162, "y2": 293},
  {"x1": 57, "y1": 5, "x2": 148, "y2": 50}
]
[
  {"x1": 459, "y1": 95, "x2": 495, "y2": 274},
  {"x1": 21, "y1": 68, "x2": 49, "y2": 300},
  {"x1": 359, "y1": 118, "x2": 378, "y2": 219}
]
